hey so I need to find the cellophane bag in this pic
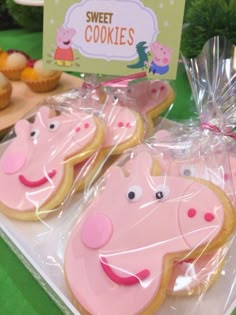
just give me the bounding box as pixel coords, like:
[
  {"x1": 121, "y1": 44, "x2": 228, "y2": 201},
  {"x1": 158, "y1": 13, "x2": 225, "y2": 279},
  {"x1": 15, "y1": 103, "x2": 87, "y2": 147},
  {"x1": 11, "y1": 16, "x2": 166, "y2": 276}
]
[
  {"x1": 0, "y1": 73, "x2": 176, "y2": 315},
  {"x1": 49, "y1": 37, "x2": 236, "y2": 315},
  {"x1": 60, "y1": 36, "x2": 236, "y2": 315}
]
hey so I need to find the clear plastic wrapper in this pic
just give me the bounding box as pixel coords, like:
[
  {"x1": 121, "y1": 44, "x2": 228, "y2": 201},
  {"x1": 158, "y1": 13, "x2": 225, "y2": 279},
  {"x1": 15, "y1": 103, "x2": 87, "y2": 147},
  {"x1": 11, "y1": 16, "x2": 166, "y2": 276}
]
[
  {"x1": 0, "y1": 101, "x2": 107, "y2": 221},
  {"x1": 40, "y1": 76, "x2": 175, "y2": 192},
  {"x1": 1, "y1": 37, "x2": 236, "y2": 315},
  {"x1": 62, "y1": 36, "x2": 236, "y2": 314}
]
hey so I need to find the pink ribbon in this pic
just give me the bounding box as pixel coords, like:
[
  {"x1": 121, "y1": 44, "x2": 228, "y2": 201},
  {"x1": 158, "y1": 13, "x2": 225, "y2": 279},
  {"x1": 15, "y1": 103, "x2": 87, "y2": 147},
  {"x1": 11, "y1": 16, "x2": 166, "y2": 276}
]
[
  {"x1": 82, "y1": 71, "x2": 147, "y2": 89},
  {"x1": 201, "y1": 122, "x2": 236, "y2": 140}
]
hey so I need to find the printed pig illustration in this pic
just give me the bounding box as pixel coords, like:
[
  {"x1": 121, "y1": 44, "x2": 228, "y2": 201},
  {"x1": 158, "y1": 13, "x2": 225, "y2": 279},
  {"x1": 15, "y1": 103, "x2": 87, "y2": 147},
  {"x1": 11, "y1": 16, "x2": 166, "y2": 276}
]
[
  {"x1": 54, "y1": 25, "x2": 76, "y2": 66},
  {"x1": 149, "y1": 42, "x2": 172, "y2": 75},
  {"x1": 65, "y1": 151, "x2": 234, "y2": 315},
  {"x1": 0, "y1": 106, "x2": 103, "y2": 221}
]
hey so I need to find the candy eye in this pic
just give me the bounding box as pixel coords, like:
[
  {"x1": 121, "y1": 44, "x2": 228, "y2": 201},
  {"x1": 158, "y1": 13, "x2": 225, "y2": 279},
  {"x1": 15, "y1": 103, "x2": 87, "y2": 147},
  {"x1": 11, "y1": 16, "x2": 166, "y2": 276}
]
[
  {"x1": 180, "y1": 165, "x2": 195, "y2": 177},
  {"x1": 30, "y1": 129, "x2": 40, "y2": 140},
  {"x1": 154, "y1": 184, "x2": 170, "y2": 201},
  {"x1": 112, "y1": 95, "x2": 118, "y2": 102},
  {"x1": 127, "y1": 185, "x2": 143, "y2": 202},
  {"x1": 49, "y1": 121, "x2": 59, "y2": 131}
]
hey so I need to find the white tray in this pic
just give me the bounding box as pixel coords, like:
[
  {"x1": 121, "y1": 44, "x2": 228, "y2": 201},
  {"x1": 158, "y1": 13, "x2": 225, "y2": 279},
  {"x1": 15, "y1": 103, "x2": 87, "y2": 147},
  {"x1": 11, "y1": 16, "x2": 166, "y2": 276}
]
[{"x1": 1, "y1": 133, "x2": 236, "y2": 315}]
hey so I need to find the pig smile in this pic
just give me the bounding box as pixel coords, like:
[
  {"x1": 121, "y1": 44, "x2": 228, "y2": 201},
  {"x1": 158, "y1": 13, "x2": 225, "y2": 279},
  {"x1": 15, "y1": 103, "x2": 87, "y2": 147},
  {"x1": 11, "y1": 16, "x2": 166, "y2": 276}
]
[
  {"x1": 63, "y1": 40, "x2": 70, "y2": 45},
  {"x1": 18, "y1": 170, "x2": 57, "y2": 188},
  {"x1": 100, "y1": 257, "x2": 150, "y2": 286}
]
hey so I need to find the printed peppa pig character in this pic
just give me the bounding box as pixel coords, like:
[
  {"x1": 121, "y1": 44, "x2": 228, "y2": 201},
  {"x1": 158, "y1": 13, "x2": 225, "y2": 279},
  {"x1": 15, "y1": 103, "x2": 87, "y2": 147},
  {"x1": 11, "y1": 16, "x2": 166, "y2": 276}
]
[
  {"x1": 149, "y1": 42, "x2": 173, "y2": 75},
  {"x1": 65, "y1": 151, "x2": 235, "y2": 315},
  {"x1": 0, "y1": 106, "x2": 104, "y2": 221},
  {"x1": 54, "y1": 26, "x2": 76, "y2": 66}
]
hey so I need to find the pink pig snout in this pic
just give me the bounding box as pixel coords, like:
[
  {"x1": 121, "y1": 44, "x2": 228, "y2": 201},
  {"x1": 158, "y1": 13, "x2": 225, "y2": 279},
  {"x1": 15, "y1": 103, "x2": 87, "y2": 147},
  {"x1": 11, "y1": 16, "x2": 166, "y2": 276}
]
[
  {"x1": 1, "y1": 150, "x2": 26, "y2": 174},
  {"x1": 81, "y1": 213, "x2": 113, "y2": 249}
]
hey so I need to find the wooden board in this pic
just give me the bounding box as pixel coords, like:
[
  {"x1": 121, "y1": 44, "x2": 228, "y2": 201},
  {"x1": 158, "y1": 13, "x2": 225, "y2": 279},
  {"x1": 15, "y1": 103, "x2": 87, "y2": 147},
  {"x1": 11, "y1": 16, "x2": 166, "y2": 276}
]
[{"x1": 0, "y1": 73, "x2": 83, "y2": 134}]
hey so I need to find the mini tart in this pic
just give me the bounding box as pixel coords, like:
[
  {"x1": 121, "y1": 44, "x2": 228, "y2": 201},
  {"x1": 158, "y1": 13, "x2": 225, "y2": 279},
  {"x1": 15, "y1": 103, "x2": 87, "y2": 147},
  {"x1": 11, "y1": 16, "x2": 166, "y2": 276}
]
[
  {"x1": 0, "y1": 52, "x2": 28, "y2": 81},
  {"x1": 0, "y1": 73, "x2": 12, "y2": 109},
  {"x1": 21, "y1": 60, "x2": 62, "y2": 93}
]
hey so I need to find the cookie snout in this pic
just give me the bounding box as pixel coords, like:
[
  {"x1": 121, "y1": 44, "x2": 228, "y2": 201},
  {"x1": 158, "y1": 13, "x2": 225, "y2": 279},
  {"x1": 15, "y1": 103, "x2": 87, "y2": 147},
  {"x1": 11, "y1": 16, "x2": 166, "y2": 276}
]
[{"x1": 81, "y1": 213, "x2": 113, "y2": 249}]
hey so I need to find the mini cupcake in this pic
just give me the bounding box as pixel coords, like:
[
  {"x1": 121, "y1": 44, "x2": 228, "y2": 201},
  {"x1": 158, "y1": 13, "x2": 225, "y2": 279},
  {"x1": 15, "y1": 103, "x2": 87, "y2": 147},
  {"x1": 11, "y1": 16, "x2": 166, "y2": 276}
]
[
  {"x1": 21, "y1": 59, "x2": 62, "y2": 93},
  {"x1": 0, "y1": 72, "x2": 12, "y2": 109},
  {"x1": 0, "y1": 51, "x2": 28, "y2": 81}
]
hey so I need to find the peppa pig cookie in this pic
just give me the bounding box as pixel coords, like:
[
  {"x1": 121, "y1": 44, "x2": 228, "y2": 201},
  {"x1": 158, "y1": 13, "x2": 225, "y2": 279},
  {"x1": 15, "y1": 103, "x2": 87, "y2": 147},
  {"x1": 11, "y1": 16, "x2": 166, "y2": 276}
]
[
  {"x1": 65, "y1": 151, "x2": 235, "y2": 315},
  {"x1": 75, "y1": 96, "x2": 145, "y2": 191},
  {"x1": 149, "y1": 129, "x2": 235, "y2": 296},
  {"x1": 168, "y1": 248, "x2": 226, "y2": 296},
  {"x1": 113, "y1": 80, "x2": 175, "y2": 136},
  {"x1": 0, "y1": 106, "x2": 105, "y2": 221}
]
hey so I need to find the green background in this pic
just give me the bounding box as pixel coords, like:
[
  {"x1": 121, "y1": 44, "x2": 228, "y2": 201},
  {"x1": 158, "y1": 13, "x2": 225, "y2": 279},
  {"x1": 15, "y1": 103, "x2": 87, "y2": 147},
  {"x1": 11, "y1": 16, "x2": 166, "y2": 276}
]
[
  {"x1": 0, "y1": 28, "x2": 235, "y2": 315},
  {"x1": 43, "y1": 0, "x2": 185, "y2": 80}
]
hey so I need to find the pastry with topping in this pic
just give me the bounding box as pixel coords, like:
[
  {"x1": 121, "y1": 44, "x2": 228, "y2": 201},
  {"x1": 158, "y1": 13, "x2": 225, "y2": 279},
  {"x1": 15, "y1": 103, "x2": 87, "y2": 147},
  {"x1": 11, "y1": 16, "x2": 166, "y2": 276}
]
[
  {"x1": 21, "y1": 59, "x2": 62, "y2": 93},
  {"x1": 0, "y1": 72, "x2": 12, "y2": 109}
]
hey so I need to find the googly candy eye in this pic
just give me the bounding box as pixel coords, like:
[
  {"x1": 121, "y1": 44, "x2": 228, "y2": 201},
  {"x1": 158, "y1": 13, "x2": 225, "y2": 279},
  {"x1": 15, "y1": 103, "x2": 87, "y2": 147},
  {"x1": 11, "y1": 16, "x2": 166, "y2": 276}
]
[
  {"x1": 127, "y1": 185, "x2": 143, "y2": 202},
  {"x1": 48, "y1": 121, "x2": 60, "y2": 131},
  {"x1": 30, "y1": 129, "x2": 40, "y2": 140},
  {"x1": 154, "y1": 184, "x2": 170, "y2": 200},
  {"x1": 180, "y1": 165, "x2": 195, "y2": 177}
]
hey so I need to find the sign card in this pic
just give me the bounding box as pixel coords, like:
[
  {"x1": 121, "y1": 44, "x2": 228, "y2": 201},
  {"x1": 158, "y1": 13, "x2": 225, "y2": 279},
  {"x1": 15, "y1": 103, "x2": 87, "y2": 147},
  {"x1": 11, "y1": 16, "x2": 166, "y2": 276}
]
[{"x1": 43, "y1": 0, "x2": 186, "y2": 80}]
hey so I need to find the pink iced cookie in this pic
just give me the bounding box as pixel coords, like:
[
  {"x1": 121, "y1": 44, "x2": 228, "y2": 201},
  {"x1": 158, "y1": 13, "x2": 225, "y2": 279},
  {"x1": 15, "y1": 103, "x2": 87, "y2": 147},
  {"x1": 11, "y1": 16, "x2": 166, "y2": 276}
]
[
  {"x1": 75, "y1": 98, "x2": 144, "y2": 191},
  {"x1": 65, "y1": 151, "x2": 235, "y2": 315},
  {"x1": 0, "y1": 106, "x2": 104, "y2": 221},
  {"x1": 151, "y1": 130, "x2": 234, "y2": 296},
  {"x1": 168, "y1": 249, "x2": 225, "y2": 295},
  {"x1": 114, "y1": 80, "x2": 175, "y2": 135}
]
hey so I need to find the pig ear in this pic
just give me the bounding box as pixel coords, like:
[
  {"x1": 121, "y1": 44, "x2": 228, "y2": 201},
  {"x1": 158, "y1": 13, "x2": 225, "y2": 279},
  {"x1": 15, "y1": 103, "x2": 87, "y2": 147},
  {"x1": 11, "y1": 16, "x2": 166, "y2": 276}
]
[
  {"x1": 128, "y1": 151, "x2": 158, "y2": 176},
  {"x1": 103, "y1": 165, "x2": 126, "y2": 187},
  {"x1": 15, "y1": 119, "x2": 31, "y2": 137},
  {"x1": 57, "y1": 26, "x2": 64, "y2": 34},
  {"x1": 34, "y1": 106, "x2": 51, "y2": 125}
]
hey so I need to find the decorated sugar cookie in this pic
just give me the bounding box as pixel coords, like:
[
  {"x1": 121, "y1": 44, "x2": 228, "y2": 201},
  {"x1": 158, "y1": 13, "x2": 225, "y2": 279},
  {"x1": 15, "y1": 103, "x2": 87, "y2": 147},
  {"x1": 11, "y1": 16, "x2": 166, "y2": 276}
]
[
  {"x1": 75, "y1": 96, "x2": 145, "y2": 191},
  {"x1": 65, "y1": 151, "x2": 235, "y2": 315},
  {"x1": 114, "y1": 80, "x2": 175, "y2": 135},
  {"x1": 0, "y1": 106, "x2": 105, "y2": 221},
  {"x1": 151, "y1": 130, "x2": 235, "y2": 296}
]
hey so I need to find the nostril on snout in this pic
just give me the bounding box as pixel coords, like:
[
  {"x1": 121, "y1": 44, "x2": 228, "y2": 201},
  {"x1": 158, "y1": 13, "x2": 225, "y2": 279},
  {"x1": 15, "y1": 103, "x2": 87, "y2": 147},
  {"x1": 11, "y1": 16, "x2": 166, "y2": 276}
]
[
  {"x1": 81, "y1": 213, "x2": 113, "y2": 249},
  {"x1": 204, "y1": 213, "x2": 215, "y2": 222},
  {"x1": 187, "y1": 208, "x2": 197, "y2": 218}
]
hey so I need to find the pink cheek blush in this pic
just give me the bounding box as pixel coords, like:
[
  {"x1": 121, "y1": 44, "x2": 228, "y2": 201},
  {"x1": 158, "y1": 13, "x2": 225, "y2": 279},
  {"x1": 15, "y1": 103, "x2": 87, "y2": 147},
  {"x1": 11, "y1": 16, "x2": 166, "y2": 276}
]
[{"x1": 1, "y1": 151, "x2": 26, "y2": 174}]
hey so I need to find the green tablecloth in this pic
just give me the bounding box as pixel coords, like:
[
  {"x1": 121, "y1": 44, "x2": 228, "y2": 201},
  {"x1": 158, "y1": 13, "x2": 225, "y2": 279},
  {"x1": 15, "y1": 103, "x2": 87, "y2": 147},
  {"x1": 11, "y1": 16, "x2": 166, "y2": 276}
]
[{"x1": 0, "y1": 28, "x2": 235, "y2": 315}]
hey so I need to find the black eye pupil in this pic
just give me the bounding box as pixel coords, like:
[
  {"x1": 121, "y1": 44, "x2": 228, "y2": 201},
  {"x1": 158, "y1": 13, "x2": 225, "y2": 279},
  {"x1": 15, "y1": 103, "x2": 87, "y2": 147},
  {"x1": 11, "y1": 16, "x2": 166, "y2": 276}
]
[
  {"x1": 183, "y1": 169, "x2": 191, "y2": 176},
  {"x1": 128, "y1": 191, "x2": 135, "y2": 200},
  {"x1": 50, "y1": 124, "x2": 55, "y2": 129},
  {"x1": 30, "y1": 131, "x2": 36, "y2": 137},
  {"x1": 156, "y1": 191, "x2": 164, "y2": 200}
]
